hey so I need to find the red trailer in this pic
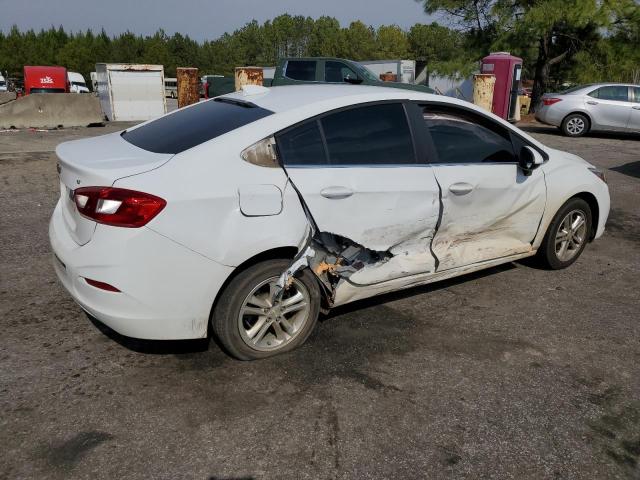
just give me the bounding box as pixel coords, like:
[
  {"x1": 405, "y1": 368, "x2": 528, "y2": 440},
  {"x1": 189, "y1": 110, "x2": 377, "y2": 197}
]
[
  {"x1": 23, "y1": 66, "x2": 69, "y2": 95},
  {"x1": 480, "y1": 52, "x2": 522, "y2": 121}
]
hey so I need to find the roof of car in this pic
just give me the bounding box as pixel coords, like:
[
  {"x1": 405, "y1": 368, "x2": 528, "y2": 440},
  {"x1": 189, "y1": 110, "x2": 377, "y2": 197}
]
[{"x1": 221, "y1": 84, "x2": 438, "y2": 114}]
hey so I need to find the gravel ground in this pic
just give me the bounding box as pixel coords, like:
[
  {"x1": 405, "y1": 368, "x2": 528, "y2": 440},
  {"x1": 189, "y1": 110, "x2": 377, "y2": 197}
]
[{"x1": 0, "y1": 122, "x2": 638, "y2": 480}]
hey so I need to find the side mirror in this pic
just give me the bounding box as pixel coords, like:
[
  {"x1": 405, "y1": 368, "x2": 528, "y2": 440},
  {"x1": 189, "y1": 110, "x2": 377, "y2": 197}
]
[
  {"x1": 519, "y1": 146, "x2": 544, "y2": 175},
  {"x1": 344, "y1": 76, "x2": 363, "y2": 85}
]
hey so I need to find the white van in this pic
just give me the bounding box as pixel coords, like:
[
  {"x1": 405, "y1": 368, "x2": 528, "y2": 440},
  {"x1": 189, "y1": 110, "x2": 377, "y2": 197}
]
[
  {"x1": 68, "y1": 71, "x2": 90, "y2": 93},
  {"x1": 0, "y1": 74, "x2": 7, "y2": 92}
]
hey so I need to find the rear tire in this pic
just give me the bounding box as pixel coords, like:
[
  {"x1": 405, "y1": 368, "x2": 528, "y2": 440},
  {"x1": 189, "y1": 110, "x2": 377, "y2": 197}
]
[
  {"x1": 536, "y1": 198, "x2": 592, "y2": 270},
  {"x1": 211, "y1": 259, "x2": 321, "y2": 360},
  {"x1": 561, "y1": 113, "x2": 589, "y2": 137}
]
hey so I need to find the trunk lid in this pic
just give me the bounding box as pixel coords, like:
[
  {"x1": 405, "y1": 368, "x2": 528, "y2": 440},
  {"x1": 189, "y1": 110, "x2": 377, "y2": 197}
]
[{"x1": 55, "y1": 131, "x2": 173, "y2": 245}]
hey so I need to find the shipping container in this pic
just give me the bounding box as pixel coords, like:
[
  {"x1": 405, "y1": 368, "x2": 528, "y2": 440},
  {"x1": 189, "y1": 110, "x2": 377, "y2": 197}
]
[
  {"x1": 95, "y1": 63, "x2": 166, "y2": 121},
  {"x1": 358, "y1": 60, "x2": 416, "y2": 84}
]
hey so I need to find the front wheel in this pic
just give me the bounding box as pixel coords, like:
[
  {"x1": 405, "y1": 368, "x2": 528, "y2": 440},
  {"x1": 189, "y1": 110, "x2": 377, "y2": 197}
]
[
  {"x1": 536, "y1": 198, "x2": 592, "y2": 269},
  {"x1": 211, "y1": 259, "x2": 321, "y2": 360}
]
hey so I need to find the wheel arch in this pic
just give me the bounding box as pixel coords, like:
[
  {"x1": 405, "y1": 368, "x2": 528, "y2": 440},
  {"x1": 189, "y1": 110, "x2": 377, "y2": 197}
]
[
  {"x1": 571, "y1": 191, "x2": 599, "y2": 241},
  {"x1": 562, "y1": 110, "x2": 593, "y2": 131},
  {"x1": 207, "y1": 246, "x2": 330, "y2": 337}
]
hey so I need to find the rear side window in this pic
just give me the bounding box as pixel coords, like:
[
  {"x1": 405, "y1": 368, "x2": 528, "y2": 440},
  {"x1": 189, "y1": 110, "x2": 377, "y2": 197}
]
[
  {"x1": 321, "y1": 103, "x2": 415, "y2": 165},
  {"x1": 277, "y1": 121, "x2": 327, "y2": 166},
  {"x1": 589, "y1": 86, "x2": 629, "y2": 102},
  {"x1": 285, "y1": 61, "x2": 316, "y2": 81},
  {"x1": 632, "y1": 87, "x2": 640, "y2": 103},
  {"x1": 122, "y1": 99, "x2": 273, "y2": 154},
  {"x1": 423, "y1": 106, "x2": 516, "y2": 163}
]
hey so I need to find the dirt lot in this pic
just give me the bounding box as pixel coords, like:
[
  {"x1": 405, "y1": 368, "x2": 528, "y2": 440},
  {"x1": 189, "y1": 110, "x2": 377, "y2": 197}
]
[{"x1": 1, "y1": 122, "x2": 638, "y2": 480}]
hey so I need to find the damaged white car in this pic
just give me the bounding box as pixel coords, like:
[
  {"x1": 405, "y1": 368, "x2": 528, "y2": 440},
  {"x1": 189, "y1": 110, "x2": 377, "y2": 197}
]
[{"x1": 50, "y1": 84, "x2": 610, "y2": 360}]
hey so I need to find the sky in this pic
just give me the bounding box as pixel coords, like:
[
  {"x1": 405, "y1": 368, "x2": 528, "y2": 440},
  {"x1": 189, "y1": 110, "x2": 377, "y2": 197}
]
[{"x1": 0, "y1": 0, "x2": 437, "y2": 41}]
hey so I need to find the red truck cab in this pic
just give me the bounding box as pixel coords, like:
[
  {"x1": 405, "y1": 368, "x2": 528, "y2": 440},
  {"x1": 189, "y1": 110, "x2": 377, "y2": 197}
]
[{"x1": 23, "y1": 66, "x2": 69, "y2": 94}]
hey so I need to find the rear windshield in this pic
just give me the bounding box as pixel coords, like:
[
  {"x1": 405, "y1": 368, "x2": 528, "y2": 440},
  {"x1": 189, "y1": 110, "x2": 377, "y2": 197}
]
[{"x1": 122, "y1": 98, "x2": 273, "y2": 154}]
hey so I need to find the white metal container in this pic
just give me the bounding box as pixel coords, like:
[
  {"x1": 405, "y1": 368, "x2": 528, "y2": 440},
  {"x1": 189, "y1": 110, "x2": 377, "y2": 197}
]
[
  {"x1": 95, "y1": 63, "x2": 167, "y2": 121},
  {"x1": 358, "y1": 60, "x2": 416, "y2": 84}
]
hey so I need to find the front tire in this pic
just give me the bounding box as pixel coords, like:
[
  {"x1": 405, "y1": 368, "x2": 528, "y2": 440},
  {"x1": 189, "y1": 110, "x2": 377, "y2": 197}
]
[
  {"x1": 561, "y1": 113, "x2": 589, "y2": 137},
  {"x1": 536, "y1": 198, "x2": 592, "y2": 269},
  {"x1": 211, "y1": 259, "x2": 321, "y2": 360}
]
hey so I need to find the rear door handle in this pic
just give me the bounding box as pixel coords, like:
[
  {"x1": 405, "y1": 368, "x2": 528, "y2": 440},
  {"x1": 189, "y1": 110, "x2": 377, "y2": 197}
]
[
  {"x1": 320, "y1": 186, "x2": 354, "y2": 199},
  {"x1": 586, "y1": 100, "x2": 599, "y2": 105},
  {"x1": 449, "y1": 182, "x2": 474, "y2": 196}
]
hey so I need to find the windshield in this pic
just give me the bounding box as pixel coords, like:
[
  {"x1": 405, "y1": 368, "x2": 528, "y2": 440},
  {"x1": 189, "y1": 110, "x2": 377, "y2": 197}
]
[
  {"x1": 0, "y1": 81, "x2": 6, "y2": 86},
  {"x1": 29, "y1": 88, "x2": 65, "y2": 94},
  {"x1": 353, "y1": 64, "x2": 380, "y2": 83},
  {"x1": 71, "y1": 81, "x2": 86, "y2": 87},
  {"x1": 122, "y1": 98, "x2": 273, "y2": 154}
]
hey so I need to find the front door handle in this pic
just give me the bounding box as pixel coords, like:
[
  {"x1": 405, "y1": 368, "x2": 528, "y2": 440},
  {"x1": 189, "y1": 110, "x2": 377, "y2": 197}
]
[
  {"x1": 586, "y1": 100, "x2": 599, "y2": 105},
  {"x1": 320, "y1": 186, "x2": 354, "y2": 199},
  {"x1": 449, "y1": 182, "x2": 474, "y2": 196}
]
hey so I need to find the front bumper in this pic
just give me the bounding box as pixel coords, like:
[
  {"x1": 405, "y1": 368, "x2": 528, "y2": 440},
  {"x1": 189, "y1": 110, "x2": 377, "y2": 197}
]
[{"x1": 49, "y1": 201, "x2": 234, "y2": 340}]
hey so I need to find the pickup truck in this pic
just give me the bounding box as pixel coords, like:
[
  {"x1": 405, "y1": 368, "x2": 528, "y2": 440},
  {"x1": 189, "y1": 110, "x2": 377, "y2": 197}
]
[{"x1": 205, "y1": 57, "x2": 435, "y2": 97}]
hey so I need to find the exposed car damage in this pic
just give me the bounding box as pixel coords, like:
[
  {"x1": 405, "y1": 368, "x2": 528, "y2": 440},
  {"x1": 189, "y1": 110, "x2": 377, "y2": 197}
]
[{"x1": 274, "y1": 164, "x2": 545, "y2": 308}]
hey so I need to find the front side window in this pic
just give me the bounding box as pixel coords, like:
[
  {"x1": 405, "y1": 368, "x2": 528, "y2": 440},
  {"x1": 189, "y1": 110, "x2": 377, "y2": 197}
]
[
  {"x1": 423, "y1": 106, "x2": 516, "y2": 164},
  {"x1": 325, "y1": 61, "x2": 358, "y2": 83},
  {"x1": 284, "y1": 61, "x2": 316, "y2": 81},
  {"x1": 589, "y1": 86, "x2": 629, "y2": 102},
  {"x1": 321, "y1": 103, "x2": 415, "y2": 165}
]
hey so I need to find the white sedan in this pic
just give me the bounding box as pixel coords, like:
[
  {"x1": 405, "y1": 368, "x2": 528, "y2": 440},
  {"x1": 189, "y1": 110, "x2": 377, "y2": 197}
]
[{"x1": 49, "y1": 85, "x2": 610, "y2": 359}]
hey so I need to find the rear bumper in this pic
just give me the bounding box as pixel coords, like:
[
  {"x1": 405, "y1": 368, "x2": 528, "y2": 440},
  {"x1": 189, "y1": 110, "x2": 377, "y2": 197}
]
[
  {"x1": 535, "y1": 105, "x2": 564, "y2": 127},
  {"x1": 49, "y1": 201, "x2": 234, "y2": 340}
]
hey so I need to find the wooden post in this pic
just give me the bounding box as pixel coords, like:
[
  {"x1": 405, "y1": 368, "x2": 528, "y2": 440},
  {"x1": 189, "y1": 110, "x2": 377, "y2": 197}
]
[
  {"x1": 177, "y1": 67, "x2": 199, "y2": 109},
  {"x1": 235, "y1": 67, "x2": 263, "y2": 92},
  {"x1": 472, "y1": 74, "x2": 496, "y2": 113}
]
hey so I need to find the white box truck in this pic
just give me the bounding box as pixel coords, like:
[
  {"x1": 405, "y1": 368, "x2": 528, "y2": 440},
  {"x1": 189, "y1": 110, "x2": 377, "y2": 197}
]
[{"x1": 95, "y1": 63, "x2": 166, "y2": 121}]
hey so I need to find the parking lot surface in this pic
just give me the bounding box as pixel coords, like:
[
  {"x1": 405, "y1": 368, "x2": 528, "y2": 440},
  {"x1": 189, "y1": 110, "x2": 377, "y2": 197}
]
[{"x1": 1, "y1": 122, "x2": 638, "y2": 479}]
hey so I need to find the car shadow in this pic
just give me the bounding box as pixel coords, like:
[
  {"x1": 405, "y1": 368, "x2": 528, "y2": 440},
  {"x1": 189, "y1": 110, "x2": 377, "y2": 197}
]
[
  {"x1": 87, "y1": 262, "x2": 521, "y2": 355},
  {"x1": 323, "y1": 262, "x2": 516, "y2": 321},
  {"x1": 518, "y1": 123, "x2": 640, "y2": 140},
  {"x1": 87, "y1": 314, "x2": 210, "y2": 355},
  {"x1": 610, "y1": 160, "x2": 640, "y2": 179}
]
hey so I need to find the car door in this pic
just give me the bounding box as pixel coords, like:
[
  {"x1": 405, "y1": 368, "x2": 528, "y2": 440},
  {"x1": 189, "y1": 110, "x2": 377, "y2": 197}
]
[
  {"x1": 628, "y1": 87, "x2": 640, "y2": 132},
  {"x1": 276, "y1": 102, "x2": 442, "y2": 285},
  {"x1": 585, "y1": 85, "x2": 633, "y2": 131},
  {"x1": 418, "y1": 103, "x2": 547, "y2": 271}
]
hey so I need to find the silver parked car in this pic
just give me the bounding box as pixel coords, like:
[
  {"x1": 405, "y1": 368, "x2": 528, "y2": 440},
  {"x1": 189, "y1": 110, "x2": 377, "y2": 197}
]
[{"x1": 535, "y1": 83, "x2": 640, "y2": 137}]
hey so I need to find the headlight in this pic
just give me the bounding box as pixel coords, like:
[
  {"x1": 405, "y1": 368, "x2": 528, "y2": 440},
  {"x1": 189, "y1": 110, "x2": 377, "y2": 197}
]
[{"x1": 588, "y1": 167, "x2": 606, "y2": 184}]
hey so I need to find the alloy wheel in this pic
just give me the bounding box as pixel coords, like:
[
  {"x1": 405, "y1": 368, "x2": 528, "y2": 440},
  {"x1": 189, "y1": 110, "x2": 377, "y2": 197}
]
[
  {"x1": 555, "y1": 209, "x2": 587, "y2": 262},
  {"x1": 566, "y1": 117, "x2": 585, "y2": 135},
  {"x1": 237, "y1": 276, "x2": 311, "y2": 352}
]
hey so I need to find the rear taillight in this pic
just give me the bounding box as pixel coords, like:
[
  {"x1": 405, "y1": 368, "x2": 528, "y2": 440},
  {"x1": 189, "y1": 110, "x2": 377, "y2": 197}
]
[
  {"x1": 73, "y1": 187, "x2": 166, "y2": 228},
  {"x1": 543, "y1": 98, "x2": 562, "y2": 106}
]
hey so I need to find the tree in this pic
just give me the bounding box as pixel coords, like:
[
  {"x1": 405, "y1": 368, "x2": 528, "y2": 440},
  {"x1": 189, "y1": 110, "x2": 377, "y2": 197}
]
[
  {"x1": 417, "y1": 0, "x2": 631, "y2": 107},
  {"x1": 342, "y1": 21, "x2": 377, "y2": 60},
  {"x1": 375, "y1": 25, "x2": 410, "y2": 59}
]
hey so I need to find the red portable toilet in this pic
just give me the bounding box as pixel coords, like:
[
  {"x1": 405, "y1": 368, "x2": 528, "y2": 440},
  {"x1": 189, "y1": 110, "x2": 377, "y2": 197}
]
[{"x1": 480, "y1": 52, "x2": 522, "y2": 121}]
